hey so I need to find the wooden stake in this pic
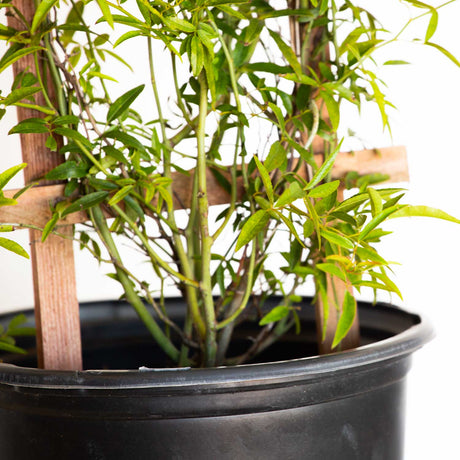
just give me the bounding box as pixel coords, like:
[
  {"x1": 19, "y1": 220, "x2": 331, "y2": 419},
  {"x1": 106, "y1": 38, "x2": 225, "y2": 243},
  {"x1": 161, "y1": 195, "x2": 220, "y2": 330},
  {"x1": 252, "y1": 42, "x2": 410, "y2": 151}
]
[
  {"x1": 8, "y1": 0, "x2": 82, "y2": 370},
  {"x1": 315, "y1": 187, "x2": 360, "y2": 354}
]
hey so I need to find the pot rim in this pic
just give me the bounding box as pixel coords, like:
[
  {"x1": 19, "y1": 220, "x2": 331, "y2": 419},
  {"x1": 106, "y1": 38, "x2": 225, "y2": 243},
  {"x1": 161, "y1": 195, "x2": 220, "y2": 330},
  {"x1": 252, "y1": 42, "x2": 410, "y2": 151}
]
[{"x1": 0, "y1": 301, "x2": 433, "y2": 391}]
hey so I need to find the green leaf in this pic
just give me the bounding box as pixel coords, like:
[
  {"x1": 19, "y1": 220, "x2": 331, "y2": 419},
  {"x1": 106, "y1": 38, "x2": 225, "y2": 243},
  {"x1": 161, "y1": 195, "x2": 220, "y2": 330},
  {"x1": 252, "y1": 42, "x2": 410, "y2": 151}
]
[
  {"x1": 268, "y1": 102, "x2": 286, "y2": 132},
  {"x1": 320, "y1": 228, "x2": 354, "y2": 250},
  {"x1": 45, "y1": 135, "x2": 57, "y2": 151},
  {"x1": 102, "y1": 130, "x2": 147, "y2": 154},
  {"x1": 53, "y1": 127, "x2": 92, "y2": 147},
  {"x1": 61, "y1": 191, "x2": 109, "y2": 218},
  {"x1": 425, "y1": 42, "x2": 460, "y2": 68},
  {"x1": 306, "y1": 141, "x2": 342, "y2": 190},
  {"x1": 383, "y1": 60, "x2": 410, "y2": 66},
  {"x1": 108, "y1": 185, "x2": 134, "y2": 206},
  {"x1": 368, "y1": 187, "x2": 383, "y2": 217},
  {"x1": 425, "y1": 9, "x2": 438, "y2": 41},
  {"x1": 9, "y1": 118, "x2": 48, "y2": 134},
  {"x1": 268, "y1": 29, "x2": 302, "y2": 78},
  {"x1": 254, "y1": 155, "x2": 273, "y2": 204},
  {"x1": 359, "y1": 205, "x2": 402, "y2": 241},
  {"x1": 0, "y1": 237, "x2": 29, "y2": 258},
  {"x1": 95, "y1": 0, "x2": 114, "y2": 28},
  {"x1": 31, "y1": 0, "x2": 59, "y2": 33},
  {"x1": 0, "y1": 163, "x2": 26, "y2": 190},
  {"x1": 389, "y1": 205, "x2": 460, "y2": 224},
  {"x1": 316, "y1": 263, "x2": 346, "y2": 282},
  {"x1": 1, "y1": 87, "x2": 40, "y2": 106},
  {"x1": 190, "y1": 35, "x2": 204, "y2": 76},
  {"x1": 243, "y1": 62, "x2": 292, "y2": 74},
  {"x1": 41, "y1": 213, "x2": 59, "y2": 242},
  {"x1": 265, "y1": 141, "x2": 286, "y2": 172},
  {"x1": 114, "y1": 30, "x2": 144, "y2": 48},
  {"x1": 259, "y1": 305, "x2": 290, "y2": 326},
  {"x1": 275, "y1": 181, "x2": 305, "y2": 207},
  {"x1": 0, "y1": 341, "x2": 27, "y2": 355},
  {"x1": 308, "y1": 180, "x2": 340, "y2": 198},
  {"x1": 0, "y1": 225, "x2": 14, "y2": 232},
  {"x1": 107, "y1": 85, "x2": 145, "y2": 123},
  {"x1": 356, "y1": 246, "x2": 387, "y2": 265},
  {"x1": 235, "y1": 210, "x2": 269, "y2": 251},
  {"x1": 319, "y1": 90, "x2": 340, "y2": 130},
  {"x1": 331, "y1": 291, "x2": 356, "y2": 349},
  {"x1": 369, "y1": 270, "x2": 403, "y2": 300},
  {"x1": 45, "y1": 161, "x2": 87, "y2": 180},
  {"x1": 355, "y1": 280, "x2": 402, "y2": 299},
  {"x1": 164, "y1": 16, "x2": 195, "y2": 33}
]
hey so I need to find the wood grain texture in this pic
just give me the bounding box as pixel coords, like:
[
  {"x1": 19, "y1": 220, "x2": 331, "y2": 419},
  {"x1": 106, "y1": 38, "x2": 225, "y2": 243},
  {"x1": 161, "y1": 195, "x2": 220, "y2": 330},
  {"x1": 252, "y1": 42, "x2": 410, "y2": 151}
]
[
  {"x1": 7, "y1": 0, "x2": 82, "y2": 370},
  {"x1": 0, "y1": 146, "x2": 408, "y2": 227}
]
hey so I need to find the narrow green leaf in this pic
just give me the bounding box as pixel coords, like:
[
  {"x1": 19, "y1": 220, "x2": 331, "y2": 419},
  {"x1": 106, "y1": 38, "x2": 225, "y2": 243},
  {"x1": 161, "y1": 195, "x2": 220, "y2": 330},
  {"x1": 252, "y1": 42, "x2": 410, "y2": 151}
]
[
  {"x1": 41, "y1": 213, "x2": 59, "y2": 242},
  {"x1": 9, "y1": 118, "x2": 48, "y2": 134},
  {"x1": 235, "y1": 210, "x2": 269, "y2": 251},
  {"x1": 319, "y1": 90, "x2": 340, "y2": 130},
  {"x1": 389, "y1": 205, "x2": 460, "y2": 224},
  {"x1": 359, "y1": 205, "x2": 402, "y2": 241},
  {"x1": 268, "y1": 102, "x2": 286, "y2": 132},
  {"x1": 2, "y1": 87, "x2": 40, "y2": 106},
  {"x1": 316, "y1": 263, "x2": 347, "y2": 282},
  {"x1": 114, "y1": 30, "x2": 144, "y2": 47},
  {"x1": 107, "y1": 85, "x2": 145, "y2": 123},
  {"x1": 320, "y1": 228, "x2": 354, "y2": 250},
  {"x1": 259, "y1": 305, "x2": 290, "y2": 325},
  {"x1": 254, "y1": 155, "x2": 273, "y2": 204},
  {"x1": 368, "y1": 187, "x2": 383, "y2": 217},
  {"x1": 305, "y1": 141, "x2": 342, "y2": 190},
  {"x1": 31, "y1": 0, "x2": 59, "y2": 33},
  {"x1": 425, "y1": 42, "x2": 460, "y2": 68},
  {"x1": 356, "y1": 246, "x2": 387, "y2": 265},
  {"x1": 53, "y1": 127, "x2": 92, "y2": 147},
  {"x1": 164, "y1": 16, "x2": 195, "y2": 33},
  {"x1": 308, "y1": 180, "x2": 340, "y2": 198},
  {"x1": 370, "y1": 270, "x2": 403, "y2": 300},
  {"x1": 383, "y1": 60, "x2": 410, "y2": 66},
  {"x1": 355, "y1": 280, "x2": 402, "y2": 299},
  {"x1": 190, "y1": 35, "x2": 204, "y2": 76},
  {"x1": 0, "y1": 237, "x2": 29, "y2": 258},
  {"x1": 61, "y1": 191, "x2": 108, "y2": 218},
  {"x1": 95, "y1": 0, "x2": 113, "y2": 28},
  {"x1": 275, "y1": 181, "x2": 305, "y2": 207},
  {"x1": 265, "y1": 141, "x2": 286, "y2": 172},
  {"x1": 0, "y1": 341, "x2": 27, "y2": 355},
  {"x1": 45, "y1": 161, "x2": 87, "y2": 180},
  {"x1": 425, "y1": 9, "x2": 438, "y2": 41},
  {"x1": 0, "y1": 163, "x2": 26, "y2": 189},
  {"x1": 268, "y1": 29, "x2": 302, "y2": 78},
  {"x1": 108, "y1": 185, "x2": 134, "y2": 206},
  {"x1": 0, "y1": 225, "x2": 14, "y2": 232},
  {"x1": 332, "y1": 291, "x2": 356, "y2": 349}
]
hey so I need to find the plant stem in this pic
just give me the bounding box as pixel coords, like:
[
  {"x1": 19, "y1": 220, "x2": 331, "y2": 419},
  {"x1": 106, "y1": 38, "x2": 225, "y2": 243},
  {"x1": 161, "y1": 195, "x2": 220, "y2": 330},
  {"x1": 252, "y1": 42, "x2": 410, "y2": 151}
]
[
  {"x1": 197, "y1": 71, "x2": 217, "y2": 367},
  {"x1": 90, "y1": 206, "x2": 182, "y2": 363},
  {"x1": 147, "y1": 37, "x2": 206, "y2": 343}
]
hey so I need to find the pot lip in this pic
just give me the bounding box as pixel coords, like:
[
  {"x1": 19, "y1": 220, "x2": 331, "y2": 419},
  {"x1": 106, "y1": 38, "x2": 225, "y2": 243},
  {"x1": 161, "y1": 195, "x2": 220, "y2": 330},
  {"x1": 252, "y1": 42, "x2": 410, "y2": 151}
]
[{"x1": 0, "y1": 303, "x2": 433, "y2": 391}]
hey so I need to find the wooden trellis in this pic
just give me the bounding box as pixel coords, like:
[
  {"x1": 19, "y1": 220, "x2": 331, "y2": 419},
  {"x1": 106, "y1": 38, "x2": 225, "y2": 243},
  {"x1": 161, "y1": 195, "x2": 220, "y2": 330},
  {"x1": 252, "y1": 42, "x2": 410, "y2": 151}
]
[{"x1": 1, "y1": 0, "x2": 410, "y2": 369}]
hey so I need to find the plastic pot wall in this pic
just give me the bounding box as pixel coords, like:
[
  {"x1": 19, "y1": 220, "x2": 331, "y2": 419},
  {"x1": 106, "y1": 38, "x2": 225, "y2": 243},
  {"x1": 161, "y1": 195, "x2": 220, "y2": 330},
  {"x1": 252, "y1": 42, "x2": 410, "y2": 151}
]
[{"x1": 0, "y1": 299, "x2": 432, "y2": 460}]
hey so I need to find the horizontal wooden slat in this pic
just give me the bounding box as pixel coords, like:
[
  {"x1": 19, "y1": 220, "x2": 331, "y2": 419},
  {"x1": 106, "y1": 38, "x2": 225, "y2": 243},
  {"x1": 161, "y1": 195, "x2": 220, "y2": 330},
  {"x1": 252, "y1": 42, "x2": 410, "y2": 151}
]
[{"x1": 0, "y1": 146, "x2": 408, "y2": 228}]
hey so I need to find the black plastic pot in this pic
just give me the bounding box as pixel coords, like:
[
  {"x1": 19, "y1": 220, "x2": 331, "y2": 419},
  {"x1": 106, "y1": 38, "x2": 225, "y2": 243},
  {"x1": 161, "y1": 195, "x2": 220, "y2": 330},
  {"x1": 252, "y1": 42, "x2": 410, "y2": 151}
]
[{"x1": 0, "y1": 298, "x2": 432, "y2": 460}]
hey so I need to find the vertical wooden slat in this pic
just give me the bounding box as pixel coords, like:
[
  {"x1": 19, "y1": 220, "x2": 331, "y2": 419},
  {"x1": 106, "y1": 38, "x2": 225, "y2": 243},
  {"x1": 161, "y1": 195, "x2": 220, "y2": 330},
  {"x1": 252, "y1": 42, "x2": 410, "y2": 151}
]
[
  {"x1": 8, "y1": 0, "x2": 82, "y2": 370},
  {"x1": 288, "y1": 2, "x2": 360, "y2": 353},
  {"x1": 315, "y1": 190, "x2": 360, "y2": 354}
]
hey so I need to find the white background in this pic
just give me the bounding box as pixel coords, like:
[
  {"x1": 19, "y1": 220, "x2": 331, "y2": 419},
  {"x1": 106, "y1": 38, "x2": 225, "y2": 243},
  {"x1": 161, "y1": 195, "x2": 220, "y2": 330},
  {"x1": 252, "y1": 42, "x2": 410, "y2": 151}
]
[{"x1": 1, "y1": 1, "x2": 459, "y2": 458}]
